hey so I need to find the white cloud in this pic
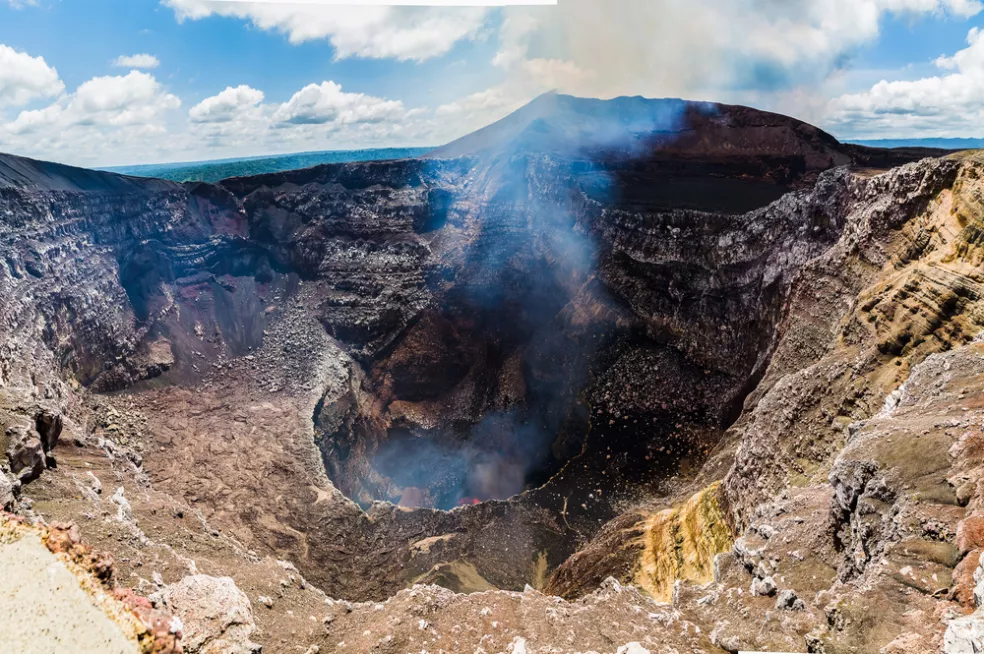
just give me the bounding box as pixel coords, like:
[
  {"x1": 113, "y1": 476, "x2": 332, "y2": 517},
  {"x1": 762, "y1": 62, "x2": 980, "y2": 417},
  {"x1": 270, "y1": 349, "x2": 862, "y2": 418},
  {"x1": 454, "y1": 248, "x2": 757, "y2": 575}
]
[
  {"x1": 72, "y1": 72, "x2": 180, "y2": 125},
  {"x1": 826, "y1": 26, "x2": 984, "y2": 137},
  {"x1": 432, "y1": 0, "x2": 982, "y2": 143},
  {"x1": 113, "y1": 54, "x2": 161, "y2": 69},
  {"x1": 419, "y1": 0, "x2": 984, "y2": 147},
  {"x1": 5, "y1": 0, "x2": 984, "y2": 165},
  {"x1": 490, "y1": 0, "x2": 981, "y2": 103},
  {"x1": 880, "y1": 0, "x2": 982, "y2": 16},
  {"x1": 272, "y1": 81, "x2": 406, "y2": 126},
  {"x1": 1, "y1": 71, "x2": 181, "y2": 166},
  {"x1": 520, "y1": 58, "x2": 593, "y2": 90},
  {"x1": 5, "y1": 71, "x2": 180, "y2": 134},
  {"x1": 436, "y1": 86, "x2": 515, "y2": 117},
  {"x1": 163, "y1": 1, "x2": 489, "y2": 62},
  {"x1": 190, "y1": 85, "x2": 264, "y2": 123},
  {"x1": 171, "y1": 79, "x2": 429, "y2": 164},
  {"x1": 429, "y1": 84, "x2": 536, "y2": 147},
  {"x1": 0, "y1": 44, "x2": 64, "y2": 108}
]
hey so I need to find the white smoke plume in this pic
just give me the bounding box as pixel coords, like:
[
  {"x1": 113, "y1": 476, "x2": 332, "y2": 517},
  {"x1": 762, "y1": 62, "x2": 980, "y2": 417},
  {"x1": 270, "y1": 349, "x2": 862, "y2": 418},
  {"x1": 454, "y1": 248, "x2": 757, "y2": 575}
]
[{"x1": 437, "y1": 0, "x2": 983, "y2": 138}]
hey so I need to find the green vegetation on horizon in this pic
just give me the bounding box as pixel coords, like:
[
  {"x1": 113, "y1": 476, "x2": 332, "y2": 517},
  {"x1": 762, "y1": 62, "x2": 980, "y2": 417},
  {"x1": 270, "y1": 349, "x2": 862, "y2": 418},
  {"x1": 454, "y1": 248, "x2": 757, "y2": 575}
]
[
  {"x1": 103, "y1": 147, "x2": 433, "y2": 184},
  {"x1": 848, "y1": 137, "x2": 984, "y2": 150}
]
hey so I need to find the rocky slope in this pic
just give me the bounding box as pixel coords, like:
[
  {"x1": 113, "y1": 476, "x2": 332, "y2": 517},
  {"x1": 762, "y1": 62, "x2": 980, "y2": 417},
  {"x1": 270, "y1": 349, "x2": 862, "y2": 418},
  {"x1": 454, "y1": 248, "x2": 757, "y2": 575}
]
[{"x1": 1, "y1": 94, "x2": 981, "y2": 653}]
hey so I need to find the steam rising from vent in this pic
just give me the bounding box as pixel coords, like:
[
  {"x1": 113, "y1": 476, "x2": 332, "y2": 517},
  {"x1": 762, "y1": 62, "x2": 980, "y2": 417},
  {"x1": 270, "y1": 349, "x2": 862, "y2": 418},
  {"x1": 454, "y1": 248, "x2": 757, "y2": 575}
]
[
  {"x1": 312, "y1": 94, "x2": 834, "y2": 516},
  {"x1": 318, "y1": 97, "x2": 711, "y2": 511},
  {"x1": 428, "y1": 93, "x2": 717, "y2": 161},
  {"x1": 371, "y1": 411, "x2": 550, "y2": 510}
]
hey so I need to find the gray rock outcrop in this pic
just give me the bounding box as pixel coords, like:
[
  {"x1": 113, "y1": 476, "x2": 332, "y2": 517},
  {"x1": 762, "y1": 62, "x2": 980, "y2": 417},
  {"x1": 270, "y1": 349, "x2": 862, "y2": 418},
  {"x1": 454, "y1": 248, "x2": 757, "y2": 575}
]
[{"x1": 151, "y1": 575, "x2": 259, "y2": 654}]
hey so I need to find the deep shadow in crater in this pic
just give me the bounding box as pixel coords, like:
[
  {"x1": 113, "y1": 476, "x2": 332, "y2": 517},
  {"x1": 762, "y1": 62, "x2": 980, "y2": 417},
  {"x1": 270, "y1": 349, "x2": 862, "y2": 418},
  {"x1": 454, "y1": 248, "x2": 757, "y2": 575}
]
[
  {"x1": 314, "y1": 300, "x2": 729, "y2": 516},
  {"x1": 370, "y1": 412, "x2": 559, "y2": 511},
  {"x1": 526, "y1": 412, "x2": 711, "y2": 524},
  {"x1": 322, "y1": 401, "x2": 711, "y2": 520}
]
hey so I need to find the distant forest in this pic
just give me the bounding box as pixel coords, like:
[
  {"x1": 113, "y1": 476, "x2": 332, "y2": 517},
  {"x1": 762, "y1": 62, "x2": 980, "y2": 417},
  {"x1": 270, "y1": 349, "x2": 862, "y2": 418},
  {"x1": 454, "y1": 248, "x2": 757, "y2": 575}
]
[
  {"x1": 848, "y1": 138, "x2": 984, "y2": 151},
  {"x1": 104, "y1": 147, "x2": 433, "y2": 183}
]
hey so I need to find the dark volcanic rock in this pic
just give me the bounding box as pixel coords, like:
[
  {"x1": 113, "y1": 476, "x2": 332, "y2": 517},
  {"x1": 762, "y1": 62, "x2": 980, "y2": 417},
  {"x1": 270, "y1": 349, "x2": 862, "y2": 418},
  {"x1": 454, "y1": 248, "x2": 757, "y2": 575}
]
[{"x1": 4, "y1": 417, "x2": 45, "y2": 483}]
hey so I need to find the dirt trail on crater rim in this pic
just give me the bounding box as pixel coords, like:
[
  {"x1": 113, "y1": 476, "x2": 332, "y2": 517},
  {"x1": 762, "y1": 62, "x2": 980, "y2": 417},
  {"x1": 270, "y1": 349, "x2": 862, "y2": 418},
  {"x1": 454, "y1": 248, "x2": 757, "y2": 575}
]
[{"x1": 2, "y1": 95, "x2": 984, "y2": 653}]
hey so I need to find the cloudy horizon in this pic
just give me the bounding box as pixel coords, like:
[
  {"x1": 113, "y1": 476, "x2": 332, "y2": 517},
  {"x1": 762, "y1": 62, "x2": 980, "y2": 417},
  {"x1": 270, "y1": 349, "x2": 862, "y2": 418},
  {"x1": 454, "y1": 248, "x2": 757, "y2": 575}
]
[{"x1": 2, "y1": 0, "x2": 984, "y2": 167}]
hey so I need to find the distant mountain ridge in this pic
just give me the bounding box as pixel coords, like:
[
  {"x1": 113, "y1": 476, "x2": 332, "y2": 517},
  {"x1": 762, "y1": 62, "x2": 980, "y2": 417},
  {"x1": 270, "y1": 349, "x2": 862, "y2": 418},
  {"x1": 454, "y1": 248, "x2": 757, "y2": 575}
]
[
  {"x1": 427, "y1": 92, "x2": 948, "y2": 170},
  {"x1": 102, "y1": 147, "x2": 433, "y2": 184},
  {"x1": 848, "y1": 137, "x2": 984, "y2": 150},
  {"x1": 424, "y1": 92, "x2": 948, "y2": 214}
]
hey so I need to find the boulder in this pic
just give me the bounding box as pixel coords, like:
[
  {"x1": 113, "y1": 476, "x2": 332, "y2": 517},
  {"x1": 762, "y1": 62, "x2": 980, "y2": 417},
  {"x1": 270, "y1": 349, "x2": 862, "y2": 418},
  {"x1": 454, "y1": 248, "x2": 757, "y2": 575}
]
[
  {"x1": 750, "y1": 576, "x2": 777, "y2": 597},
  {"x1": 616, "y1": 644, "x2": 651, "y2": 654},
  {"x1": 945, "y1": 557, "x2": 984, "y2": 653},
  {"x1": 955, "y1": 551, "x2": 983, "y2": 607},
  {"x1": 976, "y1": 558, "x2": 984, "y2": 610},
  {"x1": 4, "y1": 418, "x2": 45, "y2": 484},
  {"x1": 775, "y1": 589, "x2": 806, "y2": 611},
  {"x1": 152, "y1": 575, "x2": 260, "y2": 654},
  {"x1": 111, "y1": 487, "x2": 133, "y2": 524},
  {"x1": 0, "y1": 471, "x2": 16, "y2": 509},
  {"x1": 35, "y1": 408, "x2": 62, "y2": 454},
  {"x1": 944, "y1": 614, "x2": 984, "y2": 654},
  {"x1": 958, "y1": 517, "x2": 984, "y2": 554}
]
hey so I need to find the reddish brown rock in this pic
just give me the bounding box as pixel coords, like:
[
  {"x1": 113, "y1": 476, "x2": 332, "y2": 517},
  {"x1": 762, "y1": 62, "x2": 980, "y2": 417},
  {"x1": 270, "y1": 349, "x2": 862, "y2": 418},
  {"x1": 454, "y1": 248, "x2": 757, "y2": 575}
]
[
  {"x1": 958, "y1": 516, "x2": 984, "y2": 554},
  {"x1": 955, "y1": 550, "x2": 983, "y2": 608},
  {"x1": 45, "y1": 521, "x2": 114, "y2": 582}
]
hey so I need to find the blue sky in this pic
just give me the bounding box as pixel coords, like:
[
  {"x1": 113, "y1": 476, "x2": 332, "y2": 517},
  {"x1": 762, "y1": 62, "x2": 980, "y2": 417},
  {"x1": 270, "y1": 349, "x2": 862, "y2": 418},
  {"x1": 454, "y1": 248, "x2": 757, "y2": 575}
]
[
  {"x1": 842, "y1": 12, "x2": 977, "y2": 84},
  {"x1": 1, "y1": 0, "x2": 983, "y2": 167},
  {"x1": 0, "y1": 1, "x2": 504, "y2": 110}
]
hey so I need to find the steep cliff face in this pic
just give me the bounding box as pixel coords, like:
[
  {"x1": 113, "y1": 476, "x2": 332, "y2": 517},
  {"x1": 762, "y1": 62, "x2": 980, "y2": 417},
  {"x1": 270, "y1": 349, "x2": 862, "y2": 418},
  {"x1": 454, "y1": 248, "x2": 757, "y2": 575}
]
[
  {"x1": 548, "y1": 153, "x2": 984, "y2": 653},
  {"x1": 0, "y1": 95, "x2": 976, "y2": 653}
]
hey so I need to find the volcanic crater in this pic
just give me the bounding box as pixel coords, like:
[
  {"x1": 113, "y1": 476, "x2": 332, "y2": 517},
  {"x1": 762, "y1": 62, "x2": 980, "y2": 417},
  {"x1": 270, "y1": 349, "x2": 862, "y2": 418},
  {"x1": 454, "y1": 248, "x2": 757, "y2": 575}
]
[{"x1": 4, "y1": 93, "x2": 984, "y2": 653}]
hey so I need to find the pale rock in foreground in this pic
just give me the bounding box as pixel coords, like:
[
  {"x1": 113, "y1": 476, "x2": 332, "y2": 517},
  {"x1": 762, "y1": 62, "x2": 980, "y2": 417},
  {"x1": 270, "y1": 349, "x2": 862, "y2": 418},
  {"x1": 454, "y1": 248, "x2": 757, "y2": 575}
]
[
  {"x1": 946, "y1": 557, "x2": 984, "y2": 653},
  {"x1": 0, "y1": 471, "x2": 15, "y2": 509},
  {"x1": 151, "y1": 575, "x2": 260, "y2": 654},
  {"x1": 617, "y1": 644, "x2": 651, "y2": 654}
]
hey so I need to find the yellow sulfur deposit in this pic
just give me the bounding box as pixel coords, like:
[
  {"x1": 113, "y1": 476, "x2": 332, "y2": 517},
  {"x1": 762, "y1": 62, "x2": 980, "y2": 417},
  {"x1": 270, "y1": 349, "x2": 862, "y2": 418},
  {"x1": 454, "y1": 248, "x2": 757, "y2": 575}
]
[{"x1": 634, "y1": 482, "x2": 734, "y2": 603}]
